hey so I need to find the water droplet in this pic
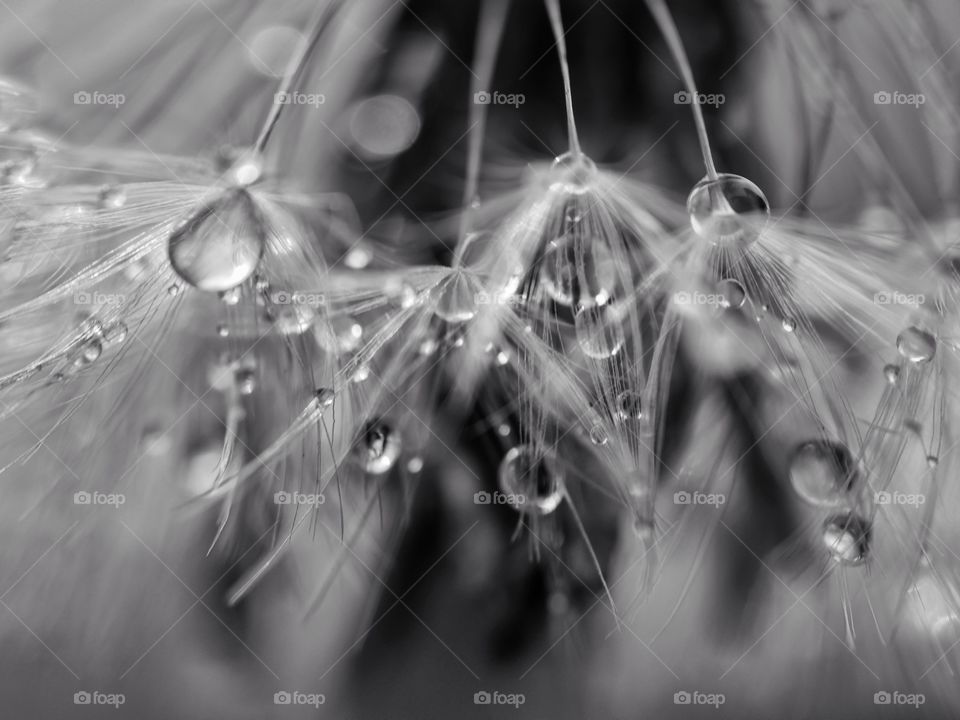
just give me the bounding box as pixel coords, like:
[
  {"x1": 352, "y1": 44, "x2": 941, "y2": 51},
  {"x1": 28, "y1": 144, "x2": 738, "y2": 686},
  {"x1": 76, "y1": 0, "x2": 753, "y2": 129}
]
[
  {"x1": 315, "y1": 387, "x2": 335, "y2": 407},
  {"x1": 883, "y1": 363, "x2": 900, "y2": 384},
  {"x1": 540, "y1": 235, "x2": 617, "y2": 308},
  {"x1": 274, "y1": 303, "x2": 315, "y2": 335},
  {"x1": 897, "y1": 326, "x2": 936, "y2": 364},
  {"x1": 687, "y1": 173, "x2": 770, "y2": 247},
  {"x1": 362, "y1": 420, "x2": 401, "y2": 474},
  {"x1": 344, "y1": 245, "x2": 372, "y2": 270},
  {"x1": 215, "y1": 146, "x2": 263, "y2": 187},
  {"x1": 216, "y1": 323, "x2": 229, "y2": 338},
  {"x1": 498, "y1": 445, "x2": 564, "y2": 515},
  {"x1": 548, "y1": 152, "x2": 597, "y2": 195},
  {"x1": 497, "y1": 423, "x2": 511, "y2": 437},
  {"x1": 615, "y1": 390, "x2": 643, "y2": 420},
  {"x1": 168, "y1": 283, "x2": 182, "y2": 297},
  {"x1": 789, "y1": 440, "x2": 858, "y2": 507},
  {"x1": 822, "y1": 512, "x2": 871, "y2": 565},
  {"x1": 575, "y1": 304, "x2": 624, "y2": 359},
  {"x1": 98, "y1": 185, "x2": 126, "y2": 209},
  {"x1": 352, "y1": 365, "x2": 371, "y2": 383},
  {"x1": 167, "y1": 189, "x2": 265, "y2": 293},
  {"x1": 314, "y1": 316, "x2": 362, "y2": 353},
  {"x1": 418, "y1": 337, "x2": 439, "y2": 356},
  {"x1": 485, "y1": 343, "x2": 509, "y2": 366},
  {"x1": 717, "y1": 278, "x2": 746, "y2": 309},
  {"x1": 103, "y1": 321, "x2": 127, "y2": 345},
  {"x1": 782, "y1": 318, "x2": 796, "y2": 333},
  {"x1": 927, "y1": 455, "x2": 939, "y2": 468},
  {"x1": 433, "y1": 270, "x2": 478, "y2": 324},
  {"x1": 219, "y1": 286, "x2": 242, "y2": 306},
  {"x1": 588, "y1": 424, "x2": 608, "y2": 446},
  {"x1": 406, "y1": 456, "x2": 424, "y2": 474},
  {"x1": 74, "y1": 338, "x2": 102, "y2": 366},
  {"x1": 236, "y1": 367, "x2": 256, "y2": 395}
]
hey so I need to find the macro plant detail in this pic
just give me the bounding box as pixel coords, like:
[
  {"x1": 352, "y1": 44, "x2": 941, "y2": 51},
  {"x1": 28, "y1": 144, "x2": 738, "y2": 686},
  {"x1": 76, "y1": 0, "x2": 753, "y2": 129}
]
[{"x1": 1, "y1": 0, "x2": 960, "y2": 718}]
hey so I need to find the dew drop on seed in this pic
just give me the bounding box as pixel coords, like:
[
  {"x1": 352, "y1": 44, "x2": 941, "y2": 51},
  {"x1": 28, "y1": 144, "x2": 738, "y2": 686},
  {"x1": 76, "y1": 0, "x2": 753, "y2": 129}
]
[
  {"x1": 352, "y1": 365, "x2": 370, "y2": 383},
  {"x1": 168, "y1": 190, "x2": 265, "y2": 293},
  {"x1": 782, "y1": 318, "x2": 796, "y2": 333},
  {"x1": 588, "y1": 424, "x2": 608, "y2": 446},
  {"x1": 896, "y1": 326, "x2": 936, "y2": 364},
  {"x1": 275, "y1": 303, "x2": 315, "y2": 335},
  {"x1": 927, "y1": 455, "x2": 939, "y2": 468},
  {"x1": 315, "y1": 387, "x2": 335, "y2": 407},
  {"x1": 75, "y1": 338, "x2": 102, "y2": 366},
  {"x1": 498, "y1": 445, "x2": 564, "y2": 515},
  {"x1": 717, "y1": 278, "x2": 746, "y2": 309},
  {"x1": 344, "y1": 245, "x2": 372, "y2": 270},
  {"x1": 103, "y1": 322, "x2": 127, "y2": 345},
  {"x1": 168, "y1": 283, "x2": 182, "y2": 297},
  {"x1": 687, "y1": 173, "x2": 770, "y2": 247},
  {"x1": 616, "y1": 390, "x2": 643, "y2": 420},
  {"x1": 406, "y1": 456, "x2": 424, "y2": 474},
  {"x1": 883, "y1": 363, "x2": 900, "y2": 384},
  {"x1": 540, "y1": 236, "x2": 617, "y2": 308},
  {"x1": 575, "y1": 304, "x2": 624, "y2": 359},
  {"x1": 418, "y1": 337, "x2": 438, "y2": 356},
  {"x1": 433, "y1": 270, "x2": 478, "y2": 324},
  {"x1": 497, "y1": 423, "x2": 511, "y2": 437},
  {"x1": 216, "y1": 323, "x2": 229, "y2": 338},
  {"x1": 789, "y1": 440, "x2": 858, "y2": 507},
  {"x1": 362, "y1": 420, "x2": 401, "y2": 474},
  {"x1": 822, "y1": 512, "x2": 871, "y2": 565}
]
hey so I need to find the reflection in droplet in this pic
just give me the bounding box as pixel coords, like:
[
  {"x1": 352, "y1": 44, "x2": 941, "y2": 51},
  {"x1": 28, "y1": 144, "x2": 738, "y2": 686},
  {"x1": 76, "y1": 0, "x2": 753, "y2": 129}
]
[
  {"x1": 498, "y1": 445, "x2": 564, "y2": 515},
  {"x1": 789, "y1": 440, "x2": 858, "y2": 507},
  {"x1": 717, "y1": 278, "x2": 746, "y2": 309},
  {"x1": 541, "y1": 235, "x2": 617, "y2": 308},
  {"x1": 433, "y1": 270, "x2": 478, "y2": 324},
  {"x1": 362, "y1": 420, "x2": 401, "y2": 474},
  {"x1": 168, "y1": 190, "x2": 265, "y2": 293},
  {"x1": 896, "y1": 326, "x2": 936, "y2": 364},
  {"x1": 687, "y1": 173, "x2": 769, "y2": 247},
  {"x1": 575, "y1": 304, "x2": 624, "y2": 359},
  {"x1": 822, "y1": 512, "x2": 871, "y2": 565}
]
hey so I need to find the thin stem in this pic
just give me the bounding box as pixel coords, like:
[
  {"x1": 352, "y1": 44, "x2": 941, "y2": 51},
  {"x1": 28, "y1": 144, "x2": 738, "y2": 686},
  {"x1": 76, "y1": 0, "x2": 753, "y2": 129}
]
[
  {"x1": 644, "y1": 0, "x2": 718, "y2": 180},
  {"x1": 544, "y1": 0, "x2": 582, "y2": 158},
  {"x1": 456, "y1": 0, "x2": 511, "y2": 249},
  {"x1": 254, "y1": 0, "x2": 345, "y2": 154}
]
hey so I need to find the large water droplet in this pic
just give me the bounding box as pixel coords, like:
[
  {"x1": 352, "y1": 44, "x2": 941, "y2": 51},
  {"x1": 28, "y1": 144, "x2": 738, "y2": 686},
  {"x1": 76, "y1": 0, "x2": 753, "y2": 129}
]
[
  {"x1": 432, "y1": 270, "x2": 478, "y2": 323},
  {"x1": 168, "y1": 189, "x2": 265, "y2": 293},
  {"x1": 822, "y1": 512, "x2": 871, "y2": 565},
  {"x1": 896, "y1": 326, "x2": 936, "y2": 364},
  {"x1": 687, "y1": 173, "x2": 769, "y2": 247},
  {"x1": 362, "y1": 420, "x2": 401, "y2": 475},
  {"x1": 789, "y1": 440, "x2": 858, "y2": 507},
  {"x1": 498, "y1": 445, "x2": 564, "y2": 515},
  {"x1": 540, "y1": 235, "x2": 617, "y2": 308},
  {"x1": 575, "y1": 304, "x2": 625, "y2": 359}
]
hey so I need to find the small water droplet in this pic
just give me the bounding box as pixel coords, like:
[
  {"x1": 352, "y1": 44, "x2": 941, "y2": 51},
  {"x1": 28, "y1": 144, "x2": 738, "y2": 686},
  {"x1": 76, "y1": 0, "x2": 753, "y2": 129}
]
[
  {"x1": 418, "y1": 337, "x2": 438, "y2": 356},
  {"x1": 897, "y1": 326, "x2": 936, "y2": 364},
  {"x1": 168, "y1": 283, "x2": 182, "y2": 297},
  {"x1": 588, "y1": 424, "x2": 608, "y2": 446},
  {"x1": 822, "y1": 512, "x2": 871, "y2": 565},
  {"x1": 74, "y1": 338, "x2": 102, "y2": 366},
  {"x1": 98, "y1": 185, "x2": 126, "y2": 209},
  {"x1": 406, "y1": 456, "x2": 424, "y2": 473},
  {"x1": 433, "y1": 270, "x2": 478, "y2": 324},
  {"x1": 352, "y1": 365, "x2": 370, "y2": 383},
  {"x1": 216, "y1": 323, "x2": 229, "y2": 338},
  {"x1": 883, "y1": 363, "x2": 900, "y2": 384},
  {"x1": 102, "y1": 322, "x2": 127, "y2": 345},
  {"x1": 687, "y1": 173, "x2": 770, "y2": 247},
  {"x1": 782, "y1": 318, "x2": 796, "y2": 333},
  {"x1": 315, "y1": 387, "x2": 335, "y2": 407},
  {"x1": 789, "y1": 440, "x2": 858, "y2": 507},
  {"x1": 344, "y1": 245, "x2": 372, "y2": 269},
  {"x1": 615, "y1": 391, "x2": 643, "y2": 420},
  {"x1": 716, "y1": 278, "x2": 746, "y2": 309},
  {"x1": 927, "y1": 455, "x2": 939, "y2": 468},
  {"x1": 236, "y1": 367, "x2": 256, "y2": 395},
  {"x1": 575, "y1": 303, "x2": 624, "y2": 359},
  {"x1": 541, "y1": 236, "x2": 617, "y2": 308},
  {"x1": 167, "y1": 189, "x2": 265, "y2": 293},
  {"x1": 362, "y1": 420, "x2": 401, "y2": 475},
  {"x1": 498, "y1": 445, "x2": 564, "y2": 515}
]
